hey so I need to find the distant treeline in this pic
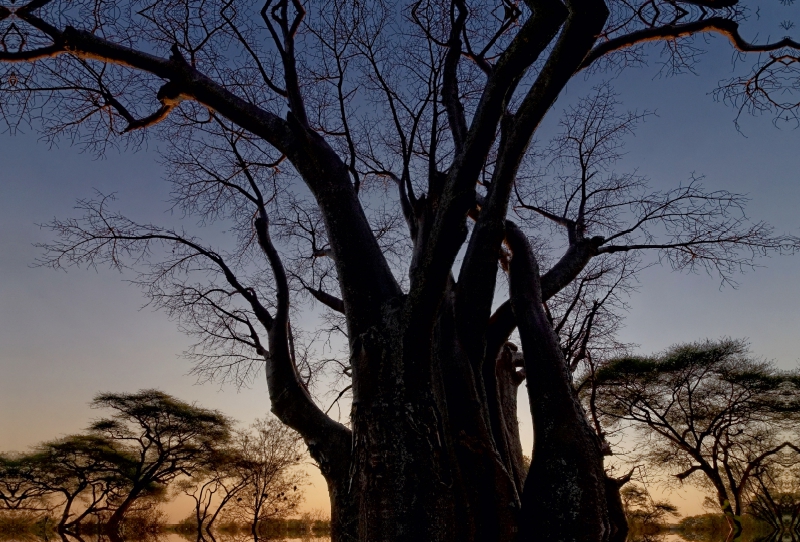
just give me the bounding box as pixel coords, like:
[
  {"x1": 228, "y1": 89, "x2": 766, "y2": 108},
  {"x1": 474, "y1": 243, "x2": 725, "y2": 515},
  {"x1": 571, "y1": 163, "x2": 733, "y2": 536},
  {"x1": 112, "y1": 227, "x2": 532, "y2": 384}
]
[
  {"x1": 4, "y1": 342, "x2": 800, "y2": 541},
  {"x1": 0, "y1": 390, "x2": 315, "y2": 537}
]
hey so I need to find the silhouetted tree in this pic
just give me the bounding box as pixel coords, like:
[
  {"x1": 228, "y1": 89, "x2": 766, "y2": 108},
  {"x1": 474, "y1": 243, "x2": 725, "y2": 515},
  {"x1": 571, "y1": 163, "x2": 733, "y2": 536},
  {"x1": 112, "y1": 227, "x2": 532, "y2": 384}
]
[
  {"x1": 590, "y1": 340, "x2": 799, "y2": 540},
  {"x1": 0, "y1": 453, "x2": 51, "y2": 514},
  {"x1": 745, "y1": 446, "x2": 800, "y2": 534},
  {"x1": 175, "y1": 447, "x2": 254, "y2": 539},
  {"x1": 1, "y1": 1, "x2": 799, "y2": 540},
  {"x1": 225, "y1": 417, "x2": 305, "y2": 537},
  {"x1": 619, "y1": 483, "x2": 679, "y2": 531},
  {"x1": 88, "y1": 390, "x2": 232, "y2": 533},
  {"x1": 26, "y1": 435, "x2": 126, "y2": 532}
]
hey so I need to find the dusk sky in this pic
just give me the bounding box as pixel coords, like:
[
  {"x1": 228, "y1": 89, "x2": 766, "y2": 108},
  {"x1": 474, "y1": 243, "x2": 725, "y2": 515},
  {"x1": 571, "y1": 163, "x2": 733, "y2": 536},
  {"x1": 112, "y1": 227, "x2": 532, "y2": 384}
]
[{"x1": 1, "y1": 0, "x2": 799, "y2": 519}]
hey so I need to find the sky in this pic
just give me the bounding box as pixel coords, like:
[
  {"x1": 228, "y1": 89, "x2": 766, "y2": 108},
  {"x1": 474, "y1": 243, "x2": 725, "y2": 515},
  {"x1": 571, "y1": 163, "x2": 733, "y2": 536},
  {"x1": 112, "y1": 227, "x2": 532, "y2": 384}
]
[{"x1": 1, "y1": 0, "x2": 799, "y2": 521}]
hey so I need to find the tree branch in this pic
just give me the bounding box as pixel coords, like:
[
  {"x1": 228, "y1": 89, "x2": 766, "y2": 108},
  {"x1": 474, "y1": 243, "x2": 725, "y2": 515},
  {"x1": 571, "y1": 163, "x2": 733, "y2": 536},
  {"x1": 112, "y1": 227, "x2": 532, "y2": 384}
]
[
  {"x1": 442, "y1": 0, "x2": 469, "y2": 155},
  {"x1": 581, "y1": 18, "x2": 800, "y2": 72}
]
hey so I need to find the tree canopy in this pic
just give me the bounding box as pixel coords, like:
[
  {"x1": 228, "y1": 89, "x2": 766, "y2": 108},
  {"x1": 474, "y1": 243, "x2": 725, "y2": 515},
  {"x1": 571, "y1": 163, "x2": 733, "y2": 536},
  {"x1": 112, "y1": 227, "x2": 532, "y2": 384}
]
[
  {"x1": 588, "y1": 340, "x2": 800, "y2": 537},
  {"x1": 88, "y1": 390, "x2": 232, "y2": 530},
  {"x1": 0, "y1": 391, "x2": 304, "y2": 536}
]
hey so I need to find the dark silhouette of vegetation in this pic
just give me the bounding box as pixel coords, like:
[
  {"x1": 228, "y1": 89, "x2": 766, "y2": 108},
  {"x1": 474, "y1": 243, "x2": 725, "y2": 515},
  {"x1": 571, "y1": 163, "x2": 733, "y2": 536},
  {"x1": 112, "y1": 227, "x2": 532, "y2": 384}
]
[
  {"x1": 88, "y1": 390, "x2": 232, "y2": 532},
  {"x1": 745, "y1": 447, "x2": 800, "y2": 535},
  {"x1": 676, "y1": 514, "x2": 775, "y2": 542},
  {"x1": 620, "y1": 483, "x2": 679, "y2": 534},
  {"x1": 0, "y1": 454, "x2": 51, "y2": 514},
  {"x1": 25, "y1": 435, "x2": 126, "y2": 532},
  {"x1": 175, "y1": 416, "x2": 306, "y2": 539},
  {"x1": 1, "y1": 0, "x2": 800, "y2": 540},
  {"x1": 589, "y1": 340, "x2": 800, "y2": 540},
  {"x1": 0, "y1": 391, "x2": 307, "y2": 538},
  {"x1": 175, "y1": 448, "x2": 255, "y2": 539},
  {"x1": 224, "y1": 418, "x2": 306, "y2": 536}
]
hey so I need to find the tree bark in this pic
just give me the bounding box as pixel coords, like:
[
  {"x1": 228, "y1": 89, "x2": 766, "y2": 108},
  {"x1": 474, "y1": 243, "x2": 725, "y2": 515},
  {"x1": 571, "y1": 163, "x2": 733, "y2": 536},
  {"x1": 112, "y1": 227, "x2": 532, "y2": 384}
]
[
  {"x1": 722, "y1": 500, "x2": 743, "y2": 542},
  {"x1": 105, "y1": 490, "x2": 139, "y2": 534},
  {"x1": 350, "y1": 311, "x2": 456, "y2": 542},
  {"x1": 433, "y1": 291, "x2": 521, "y2": 542},
  {"x1": 604, "y1": 476, "x2": 629, "y2": 542},
  {"x1": 507, "y1": 221, "x2": 609, "y2": 542},
  {"x1": 490, "y1": 342, "x2": 527, "y2": 494}
]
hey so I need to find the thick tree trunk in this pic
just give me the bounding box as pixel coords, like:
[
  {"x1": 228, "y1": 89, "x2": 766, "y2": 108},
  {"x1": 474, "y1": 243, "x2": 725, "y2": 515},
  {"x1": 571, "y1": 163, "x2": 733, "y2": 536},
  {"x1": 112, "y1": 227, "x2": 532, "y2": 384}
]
[
  {"x1": 433, "y1": 293, "x2": 521, "y2": 542},
  {"x1": 350, "y1": 314, "x2": 456, "y2": 542},
  {"x1": 324, "y1": 468, "x2": 358, "y2": 541},
  {"x1": 57, "y1": 494, "x2": 75, "y2": 533},
  {"x1": 339, "y1": 303, "x2": 526, "y2": 542},
  {"x1": 494, "y1": 343, "x2": 528, "y2": 494},
  {"x1": 105, "y1": 488, "x2": 141, "y2": 533},
  {"x1": 722, "y1": 501, "x2": 743, "y2": 542},
  {"x1": 507, "y1": 222, "x2": 609, "y2": 542},
  {"x1": 329, "y1": 247, "x2": 611, "y2": 541}
]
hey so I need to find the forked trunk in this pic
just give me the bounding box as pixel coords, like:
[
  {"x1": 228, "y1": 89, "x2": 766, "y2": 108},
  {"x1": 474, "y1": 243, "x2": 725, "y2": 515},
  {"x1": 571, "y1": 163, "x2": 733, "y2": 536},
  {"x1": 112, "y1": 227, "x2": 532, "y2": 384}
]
[
  {"x1": 432, "y1": 293, "x2": 521, "y2": 542},
  {"x1": 722, "y1": 502, "x2": 743, "y2": 542},
  {"x1": 492, "y1": 342, "x2": 528, "y2": 493},
  {"x1": 327, "y1": 290, "x2": 609, "y2": 540},
  {"x1": 507, "y1": 222, "x2": 609, "y2": 542}
]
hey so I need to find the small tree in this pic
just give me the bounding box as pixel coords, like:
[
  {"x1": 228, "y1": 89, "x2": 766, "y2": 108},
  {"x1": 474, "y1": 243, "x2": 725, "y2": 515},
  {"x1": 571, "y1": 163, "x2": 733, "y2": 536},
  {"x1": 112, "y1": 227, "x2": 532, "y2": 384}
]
[
  {"x1": 591, "y1": 340, "x2": 798, "y2": 539},
  {"x1": 88, "y1": 390, "x2": 232, "y2": 532},
  {"x1": 175, "y1": 447, "x2": 254, "y2": 539},
  {"x1": 620, "y1": 483, "x2": 679, "y2": 533},
  {"x1": 226, "y1": 417, "x2": 305, "y2": 537}
]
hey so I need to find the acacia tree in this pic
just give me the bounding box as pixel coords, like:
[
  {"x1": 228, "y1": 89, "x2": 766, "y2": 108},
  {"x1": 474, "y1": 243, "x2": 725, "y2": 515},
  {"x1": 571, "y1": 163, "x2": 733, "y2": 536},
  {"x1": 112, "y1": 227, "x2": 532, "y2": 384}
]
[
  {"x1": 0, "y1": 439, "x2": 126, "y2": 532},
  {"x1": 88, "y1": 390, "x2": 231, "y2": 532},
  {"x1": 0, "y1": 453, "x2": 52, "y2": 514},
  {"x1": 1, "y1": 1, "x2": 799, "y2": 541},
  {"x1": 590, "y1": 340, "x2": 799, "y2": 539},
  {"x1": 746, "y1": 450, "x2": 800, "y2": 535},
  {"x1": 619, "y1": 483, "x2": 679, "y2": 531},
  {"x1": 26, "y1": 435, "x2": 126, "y2": 532}
]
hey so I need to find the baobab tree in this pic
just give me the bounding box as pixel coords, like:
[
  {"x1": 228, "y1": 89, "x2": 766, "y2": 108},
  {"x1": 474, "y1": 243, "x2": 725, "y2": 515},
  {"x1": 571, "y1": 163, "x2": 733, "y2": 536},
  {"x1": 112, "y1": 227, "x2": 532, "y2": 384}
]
[{"x1": 0, "y1": 1, "x2": 798, "y2": 541}]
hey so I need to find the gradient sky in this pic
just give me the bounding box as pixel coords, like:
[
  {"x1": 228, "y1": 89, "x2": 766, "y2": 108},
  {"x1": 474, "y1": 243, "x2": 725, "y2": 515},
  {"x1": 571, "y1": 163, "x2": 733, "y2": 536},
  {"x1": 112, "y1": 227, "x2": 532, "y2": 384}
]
[{"x1": 1, "y1": 1, "x2": 799, "y2": 520}]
